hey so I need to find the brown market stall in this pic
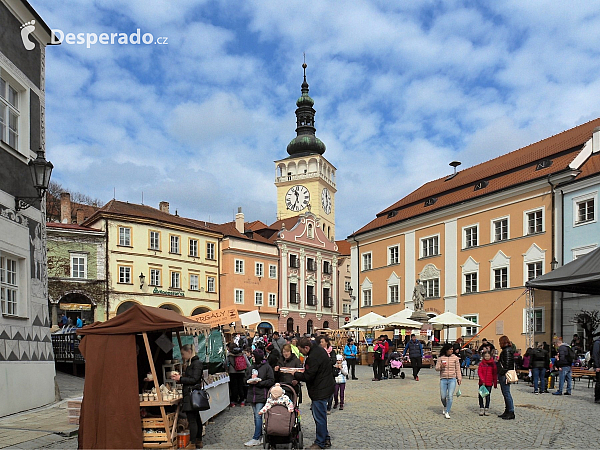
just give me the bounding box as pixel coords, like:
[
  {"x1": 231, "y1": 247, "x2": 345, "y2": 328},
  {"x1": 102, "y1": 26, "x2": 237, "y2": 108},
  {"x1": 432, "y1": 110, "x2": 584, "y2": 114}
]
[{"x1": 77, "y1": 304, "x2": 211, "y2": 449}]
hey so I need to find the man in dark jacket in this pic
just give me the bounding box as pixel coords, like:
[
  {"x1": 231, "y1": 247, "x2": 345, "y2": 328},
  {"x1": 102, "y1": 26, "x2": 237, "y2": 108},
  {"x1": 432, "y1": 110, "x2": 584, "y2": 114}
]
[
  {"x1": 271, "y1": 332, "x2": 287, "y2": 354},
  {"x1": 553, "y1": 339, "x2": 573, "y2": 395},
  {"x1": 244, "y1": 349, "x2": 275, "y2": 447},
  {"x1": 530, "y1": 343, "x2": 549, "y2": 394},
  {"x1": 592, "y1": 335, "x2": 600, "y2": 403},
  {"x1": 294, "y1": 337, "x2": 334, "y2": 449},
  {"x1": 403, "y1": 334, "x2": 424, "y2": 381}
]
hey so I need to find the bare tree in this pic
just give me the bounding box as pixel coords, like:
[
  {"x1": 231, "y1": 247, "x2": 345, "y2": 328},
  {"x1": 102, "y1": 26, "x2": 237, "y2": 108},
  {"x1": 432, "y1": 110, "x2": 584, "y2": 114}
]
[
  {"x1": 571, "y1": 310, "x2": 600, "y2": 351},
  {"x1": 46, "y1": 181, "x2": 103, "y2": 222}
]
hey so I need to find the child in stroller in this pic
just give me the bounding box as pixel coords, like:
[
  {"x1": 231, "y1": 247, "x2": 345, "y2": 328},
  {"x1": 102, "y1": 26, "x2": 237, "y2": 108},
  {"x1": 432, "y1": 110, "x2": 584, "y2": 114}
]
[
  {"x1": 386, "y1": 350, "x2": 406, "y2": 379},
  {"x1": 261, "y1": 383, "x2": 303, "y2": 449}
]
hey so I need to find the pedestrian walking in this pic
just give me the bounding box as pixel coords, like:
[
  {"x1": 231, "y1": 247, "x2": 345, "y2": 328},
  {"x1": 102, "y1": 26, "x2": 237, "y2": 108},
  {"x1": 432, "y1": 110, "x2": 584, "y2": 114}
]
[
  {"x1": 294, "y1": 337, "x2": 334, "y2": 449},
  {"x1": 403, "y1": 334, "x2": 424, "y2": 381},
  {"x1": 170, "y1": 345, "x2": 204, "y2": 449},
  {"x1": 372, "y1": 337, "x2": 385, "y2": 381},
  {"x1": 477, "y1": 351, "x2": 497, "y2": 416},
  {"x1": 343, "y1": 338, "x2": 358, "y2": 380},
  {"x1": 553, "y1": 339, "x2": 574, "y2": 396},
  {"x1": 497, "y1": 335, "x2": 515, "y2": 420},
  {"x1": 436, "y1": 343, "x2": 461, "y2": 419},
  {"x1": 244, "y1": 349, "x2": 275, "y2": 447},
  {"x1": 592, "y1": 334, "x2": 600, "y2": 403},
  {"x1": 529, "y1": 343, "x2": 549, "y2": 394},
  {"x1": 333, "y1": 354, "x2": 348, "y2": 410},
  {"x1": 319, "y1": 336, "x2": 336, "y2": 414}
]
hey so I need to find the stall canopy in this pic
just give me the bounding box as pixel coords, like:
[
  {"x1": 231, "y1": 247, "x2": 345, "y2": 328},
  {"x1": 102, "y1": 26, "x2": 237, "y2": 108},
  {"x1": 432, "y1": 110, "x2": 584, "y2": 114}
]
[
  {"x1": 525, "y1": 247, "x2": 600, "y2": 295},
  {"x1": 342, "y1": 312, "x2": 385, "y2": 329},
  {"x1": 373, "y1": 308, "x2": 422, "y2": 328},
  {"x1": 428, "y1": 311, "x2": 482, "y2": 329},
  {"x1": 77, "y1": 304, "x2": 210, "y2": 449}
]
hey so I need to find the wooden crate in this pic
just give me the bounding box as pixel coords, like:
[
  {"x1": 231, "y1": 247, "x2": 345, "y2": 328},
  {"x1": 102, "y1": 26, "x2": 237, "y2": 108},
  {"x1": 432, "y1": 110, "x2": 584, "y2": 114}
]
[
  {"x1": 142, "y1": 413, "x2": 175, "y2": 429},
  {"x1": 143, "y1": 432, "x2": 170, "y2": 443}
]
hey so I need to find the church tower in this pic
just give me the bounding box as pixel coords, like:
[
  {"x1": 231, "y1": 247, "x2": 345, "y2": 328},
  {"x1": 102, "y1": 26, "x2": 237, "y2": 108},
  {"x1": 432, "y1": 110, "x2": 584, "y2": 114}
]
[{"x1": 275, "y1": 63, "x2": 337, "y2": 240}]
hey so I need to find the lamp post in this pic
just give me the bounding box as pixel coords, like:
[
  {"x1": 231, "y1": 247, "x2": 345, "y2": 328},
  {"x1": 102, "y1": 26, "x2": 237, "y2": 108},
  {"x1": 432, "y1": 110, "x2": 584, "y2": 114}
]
[
  {"x1": 139, "y1": 273, "x2": 146, "y2": 289},
  {"x1": 551, "y1": 257, "x2": 559, "y2": 271},
  {"x1": 15, "y1": 148, "x2": 54, "y2": 211}
]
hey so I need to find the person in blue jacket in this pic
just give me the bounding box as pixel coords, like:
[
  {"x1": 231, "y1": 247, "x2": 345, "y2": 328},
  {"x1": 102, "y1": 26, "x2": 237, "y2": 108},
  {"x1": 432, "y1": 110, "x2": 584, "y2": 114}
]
[
  {"x1": 403, "y1": 334, "x2": 424, "y2": 381},
  {"x1": 343, "y1": 338, "x2": 358, "y2": 380},
  {"x1": 76, "y1": 316, "x2": 83, "y2": 328}
]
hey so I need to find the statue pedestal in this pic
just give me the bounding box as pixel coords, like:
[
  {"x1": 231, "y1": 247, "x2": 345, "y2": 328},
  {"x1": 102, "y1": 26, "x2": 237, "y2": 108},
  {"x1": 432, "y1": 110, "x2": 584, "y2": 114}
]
[{"x1": 410, "y1": 310, "x2": 429, "y2": 324}]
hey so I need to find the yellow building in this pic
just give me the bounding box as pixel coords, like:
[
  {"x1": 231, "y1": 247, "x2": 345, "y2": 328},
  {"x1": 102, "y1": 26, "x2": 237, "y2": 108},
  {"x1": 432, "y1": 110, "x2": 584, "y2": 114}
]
[
  {"x1": 349, "y1": 119, "x2": 600, "y2": 351},
  {"x1": 84, "y1": 200, "x2": 221, "y2": 318}
]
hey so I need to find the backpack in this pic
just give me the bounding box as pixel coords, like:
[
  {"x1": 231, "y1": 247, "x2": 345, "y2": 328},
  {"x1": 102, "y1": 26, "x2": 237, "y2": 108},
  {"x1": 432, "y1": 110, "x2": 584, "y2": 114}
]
[
  {"x1": 234, "y1": 355, "x2": 248, "y2": 371},
  {"x1": 565, "y1": 345, "x2": 576, "y2": 364},
  {"x1": 373, "y1": 344, "x2": 383, "y2": 360}
]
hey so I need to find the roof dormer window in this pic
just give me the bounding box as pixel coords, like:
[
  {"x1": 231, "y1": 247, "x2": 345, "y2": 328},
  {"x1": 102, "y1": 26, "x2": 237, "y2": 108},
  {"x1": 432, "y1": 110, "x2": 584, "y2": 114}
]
[
  {"x1": 424, "y1": 197, "x2": 437, "y2": 207},
  {"x1": 536, "y1": 159, "x2": 553, "y2": 170},
  {"x1": 474, "y1": 180, "x2": 489, "y2": 191}
]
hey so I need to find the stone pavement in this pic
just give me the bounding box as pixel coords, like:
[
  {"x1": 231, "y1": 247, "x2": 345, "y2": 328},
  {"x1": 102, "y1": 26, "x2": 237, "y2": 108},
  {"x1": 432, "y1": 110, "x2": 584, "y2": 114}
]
[
  {"x1": 8, "y1": 365, "x2": 600, "y2": 449},
  {"x1": 0, "y1": 371, "x2": 83, "y2": 449}
]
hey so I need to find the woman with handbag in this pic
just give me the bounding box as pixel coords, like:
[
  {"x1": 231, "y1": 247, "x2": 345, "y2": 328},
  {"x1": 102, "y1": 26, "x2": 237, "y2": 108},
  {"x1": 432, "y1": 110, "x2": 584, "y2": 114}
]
[
  {"x1": 497, "y1": 335, "x2": 516, "y2": 420},
  {"x1": 171, "y1": 345, "x2": 204, "y2": 448},
  {"x1": 435, "y1": 343, "x2": 462, "y2": 419}
]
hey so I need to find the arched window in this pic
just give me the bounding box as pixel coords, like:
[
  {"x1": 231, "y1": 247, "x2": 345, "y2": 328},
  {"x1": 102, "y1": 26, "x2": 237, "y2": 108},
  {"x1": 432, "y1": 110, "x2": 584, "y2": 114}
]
[
  {"x1": 323, "y1": 321, "x2": 329, "y2": 329},
  {"x1": 160, "y1": 304, "x2": 182, "y2": 314},
  {"x1": 307, "y1": 319, "x2": 314, "y2": 335},
  {"x1": 287, "y1": 317, "x2": 294, "y2": 333},
  {"x1": 327, "y1": 226, "x2": 330, "y2": 238},
  {"x1": 307, "y1": 223, "x2": 313, "y2": 239},
  {"x1": 116, "y1": 301, "x2": 137, "y2": 315},
  {"x1": 191, "y1": 306, "x2": 211, "y2": 316}
]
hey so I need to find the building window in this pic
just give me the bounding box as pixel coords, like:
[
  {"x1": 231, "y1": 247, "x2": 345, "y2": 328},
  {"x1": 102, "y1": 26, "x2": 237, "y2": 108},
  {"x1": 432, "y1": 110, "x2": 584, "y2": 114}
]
[
  {"x1": 307, "y1": 223, "x2": 314, "y2": 239},
  {"x1": 70, "y1": 254, "x2": 87, "y2": 279},
  {"x1": 493, "y1": 218, "x2": 508, "y2": 242},
  {"x1": 423, "y1": 278, "x2": 439, "y2": 298},
  {"x1": 388, "y1": 245, "x2": 399, "y2": 265},
  {"x1": 290, "y1": 283, "x2": 299, "y2": 303},
  {"x1": 323, "y1": 288, "x2": 332, "y2": 307},
  {"x1": 289, "y1": 254, "x2": 299, "y2": 268},
  {"x1": 0, "y1": 77, "x2": 19, "y2": 149},
  {"x1": 118, "y1": 266, "x2": 131, "y2": 284},
  {"x1": 235, "y1": 259, "x2": 244, "y2": 274},
  {"x1": 190, "y1": 274, "x2": 199, "y2": 291},
  {"x1": 235, "y1": 289, "x2": 244, "y2": 304},
  {"x1": 464, "y1": 315, "x2": 478, "y2": 336},
  {"x1": 526, "y1": 210, "x2": 543, "y2": 234},
  {"x1": 268, "y1": 293, "x2": 277, "y2": 307},
  {"x1": 189, "y1": 239, "x2": 198, "y2": 257},
  {"x1": 421, "y1": 236, "x2": 439, "y2": 257},
  {"x1": 149, "y1": 231, "x2": 160, "y2": 250},
  {"x1": 170, "y1": 271, "x2": 180, "y2": 289},
  {"x1": 524, "y1": 307, "x2": 545, "y2": 333},
  {"x1": 269, "y1": 264, "x2": 277, "y2": 279},
  {"x1": 119, "y1": 227, "x2": 131, "y2": 246},
  {"x1": 323, "y1": 261, "x2": 332, "y2": 274},
  {"x1": 389, "y1": 284, "x2": 399, "y2": 303},
  {"x1": 255, "y1": 292, "x2": 263, "y2": 306},
  {"x1": 362, "y1": 288, "x2": 372, "y2": 306},
  {"x1": 150, "y1": 268, "x2": 161, "y2": 286},
  {"x1": 306, "y1": 285, "x2": 316, "y2": 306},
  {"x1": 307, "y1": 258, "x2": 317, "y2": 272},
  {"x1": 576, "y1": 199, "x2": 595, "y2": 224},
  {"x1": 307, "y1": 319, "x2": 313, "y2": 335},
  {"x1": 207, "y1": 276, "x2": 215, "y2": 293},
  {"x1": 527, "y1": 261, "x2": 543, "y2": 281},
  {"x1": 464, "y1": 226, "x2": 478, "y2": 248},
  {"x1": 0, "y1": 255, "x2": 18, "y2": 316},
  {"x1": 464, "y1": 273, "x2": 478, "y2": 293},
  {"x1": 170, "y1": 235, "x2": 180, "y2": 254},
  {"x1": 344, "y1": 281, "x2": 351, "y2": 291},
  {"x1": 255, "y1": 262, "x2": 264, "y2": 277},
  {"x1": 494, "y1": 267, "x2": 508, "y2": 289},
  {"x1": 206, "y1": 242, "x2": 216, "y2": 260},
  {"x1": 362, "y1": 252, "x2": 372, "y2": 271}
]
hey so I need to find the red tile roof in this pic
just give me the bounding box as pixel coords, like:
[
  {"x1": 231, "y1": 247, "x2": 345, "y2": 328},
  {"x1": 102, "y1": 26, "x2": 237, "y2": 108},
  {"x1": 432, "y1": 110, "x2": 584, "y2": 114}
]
[
  {"x1": 352, "y1": 118, "x2": 600, "y2": 237},
  {"x1": 269, "y1": 216, "x2": 301, "y2": 233},
  {"x1": 212, "y1": 221, "x2": 277, "y2": 245},
  {"x1": 336, "y1": 240, "x2": 351, "y2": 256}
]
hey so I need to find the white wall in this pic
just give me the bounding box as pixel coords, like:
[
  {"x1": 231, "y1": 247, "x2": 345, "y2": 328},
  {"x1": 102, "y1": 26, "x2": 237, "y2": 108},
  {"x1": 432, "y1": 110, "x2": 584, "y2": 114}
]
[{"x1": 0, "y1": 362, "x2": 56, "y2": 417}]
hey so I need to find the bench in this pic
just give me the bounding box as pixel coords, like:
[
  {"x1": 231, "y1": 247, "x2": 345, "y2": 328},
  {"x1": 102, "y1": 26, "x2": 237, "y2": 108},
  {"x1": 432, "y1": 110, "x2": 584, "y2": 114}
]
[{"x1": 571, "y1": 367, "x2": 596, "y2": 388}]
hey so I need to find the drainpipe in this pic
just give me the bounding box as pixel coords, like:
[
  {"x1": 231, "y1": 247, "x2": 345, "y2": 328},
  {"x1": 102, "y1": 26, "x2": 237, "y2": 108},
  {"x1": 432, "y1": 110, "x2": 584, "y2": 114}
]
[
  {"x1": 356, "y1": 240, "x2": 360, "y2": 319},
  {"x1": 560, "y1": 190, "x2": 565, "y2": 339},
  {"x1": 548, "y1": 176, "x2": 558, "y2": 343},
  {"x1": 105, "y1": 217, "x2": 109, "y2": 320}
]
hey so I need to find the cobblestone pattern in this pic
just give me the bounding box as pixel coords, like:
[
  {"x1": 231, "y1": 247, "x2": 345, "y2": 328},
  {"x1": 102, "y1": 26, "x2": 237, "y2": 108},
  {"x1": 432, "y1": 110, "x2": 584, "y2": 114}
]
[{"x1": 9, "y1": 365, "x2": 600, "y2": 449}]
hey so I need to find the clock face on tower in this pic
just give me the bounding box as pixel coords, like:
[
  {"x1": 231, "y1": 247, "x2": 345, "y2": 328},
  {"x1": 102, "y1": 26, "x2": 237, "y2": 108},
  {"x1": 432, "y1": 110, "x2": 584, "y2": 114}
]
[
  {"x1": 321, "y1": 188, "x2": 332, "y2": 214},
  {"x1": 286, "y1": 185, "x2": 310, "y2": 212}
]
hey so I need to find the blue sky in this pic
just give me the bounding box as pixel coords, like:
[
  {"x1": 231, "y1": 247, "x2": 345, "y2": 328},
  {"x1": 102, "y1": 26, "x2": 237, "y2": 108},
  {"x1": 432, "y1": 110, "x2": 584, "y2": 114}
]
[{"x1": 35, "y1": 0, "x2": 600, "y2": 239}]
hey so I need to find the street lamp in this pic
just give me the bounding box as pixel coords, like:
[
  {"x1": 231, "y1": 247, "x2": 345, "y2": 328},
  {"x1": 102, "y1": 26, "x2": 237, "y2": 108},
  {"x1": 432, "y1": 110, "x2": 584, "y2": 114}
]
[
  {"x1": 347, "y1": 286, "x2": 353, "y2": 297},
  {"x1": 551, "y1": 258, "x2": 559, "y2": 271},
  {"x1": 139, "y1": 273, "x2": 146, "y2": 289},
  {"x1": 15, "y1": 148, "x2": 54, "y2": 211}
]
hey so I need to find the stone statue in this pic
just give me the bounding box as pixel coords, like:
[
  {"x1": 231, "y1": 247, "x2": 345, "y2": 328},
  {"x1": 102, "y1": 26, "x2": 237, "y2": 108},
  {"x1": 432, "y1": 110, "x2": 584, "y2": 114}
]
[{"x1": 412, "y1": 279, "x2": 426, "y2": 311}]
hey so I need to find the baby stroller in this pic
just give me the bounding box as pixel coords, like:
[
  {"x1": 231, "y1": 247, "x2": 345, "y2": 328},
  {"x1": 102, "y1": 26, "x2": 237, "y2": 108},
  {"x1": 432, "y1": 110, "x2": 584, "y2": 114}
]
[
  {"x1": 262, "y1": 383, "x2": 303, "y2": 449},
  {"x1": 385, "y1": 352, "x2": 406, "y2": 379}
]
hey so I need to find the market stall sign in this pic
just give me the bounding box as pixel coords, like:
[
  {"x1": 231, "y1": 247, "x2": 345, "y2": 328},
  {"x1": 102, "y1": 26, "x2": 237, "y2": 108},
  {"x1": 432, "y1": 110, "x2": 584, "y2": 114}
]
[
  {"x1": 152, "y1": 287, "x2": 184, "y2": 297},
  {"x1": 189, "y1": 307, "x2": 239, "y2": 326},
  {"x1": 60, "y1": 303, "x2": 92, "y2": 311}
]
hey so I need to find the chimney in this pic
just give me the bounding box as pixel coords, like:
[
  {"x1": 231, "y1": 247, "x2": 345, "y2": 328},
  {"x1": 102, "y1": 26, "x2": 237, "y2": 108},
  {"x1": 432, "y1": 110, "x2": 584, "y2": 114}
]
[
  {"x1": 76, "y1": 209, "x2": 85, "y2": 225},
  {"x1": 60, "y1": 192, "x2": 72, "y2": 224},
  {"x1": 159, "y1": 201, "x2": 169, "y2": 214},
  {"x1": 235, "y1": 207, "x2": 244, "y2": 233}
]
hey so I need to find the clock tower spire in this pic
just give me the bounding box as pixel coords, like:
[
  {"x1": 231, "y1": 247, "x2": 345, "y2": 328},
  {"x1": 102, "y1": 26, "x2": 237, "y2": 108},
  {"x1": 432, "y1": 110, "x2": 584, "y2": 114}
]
[{"x1": 275, "y1": 61, "x2": 337, "y2": 240}]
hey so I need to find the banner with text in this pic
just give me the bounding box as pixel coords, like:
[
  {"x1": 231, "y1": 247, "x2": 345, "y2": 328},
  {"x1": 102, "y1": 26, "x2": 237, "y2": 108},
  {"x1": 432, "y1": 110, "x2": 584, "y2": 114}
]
[{"x1": 189, "y1": 307, "x2": 239, "y2": 326}]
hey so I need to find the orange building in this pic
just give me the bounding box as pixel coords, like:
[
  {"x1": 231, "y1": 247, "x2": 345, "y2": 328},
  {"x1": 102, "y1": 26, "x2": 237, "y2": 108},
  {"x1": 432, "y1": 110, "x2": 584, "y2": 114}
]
[
  {"x1": 216, "y1": 209, "x2": 280, "y2": 333},
  {"x1": 349, "y1": 119, "x2": 600, "y2": 351}
]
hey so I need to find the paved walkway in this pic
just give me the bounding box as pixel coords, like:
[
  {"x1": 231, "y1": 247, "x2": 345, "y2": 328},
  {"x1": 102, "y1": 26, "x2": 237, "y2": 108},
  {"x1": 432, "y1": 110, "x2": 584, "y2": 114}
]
[
  {"x1": 0, "y1": 371, "x2": 83, "y2": 449},
  {"x1": 6, "y1": 365, "x2": 599, "y2": 449}
]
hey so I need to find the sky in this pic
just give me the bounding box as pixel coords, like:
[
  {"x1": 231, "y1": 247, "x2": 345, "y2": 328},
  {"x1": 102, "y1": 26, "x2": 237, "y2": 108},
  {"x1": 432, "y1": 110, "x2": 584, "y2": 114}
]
[{"x1": 34, "y1": 0, "x2": 600, "y2": 239}]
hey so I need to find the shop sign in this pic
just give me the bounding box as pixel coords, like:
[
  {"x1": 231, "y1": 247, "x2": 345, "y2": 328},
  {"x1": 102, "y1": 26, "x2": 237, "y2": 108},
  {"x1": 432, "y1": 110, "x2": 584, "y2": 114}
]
[
  {"x1": 60, "y1": 303, "x2": 92, "y2": 311},
  {"x1": 189, "y1": 307, "x2": 239, "y2": 326},
  {"x1": 153, "y1": 287, "x2": 184, "y2": 297}
]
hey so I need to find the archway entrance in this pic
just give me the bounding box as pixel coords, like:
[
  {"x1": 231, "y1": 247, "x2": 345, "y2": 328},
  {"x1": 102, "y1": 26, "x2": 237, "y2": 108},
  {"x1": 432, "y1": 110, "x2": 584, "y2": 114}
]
[
  {"x1": 160, "y1": 304, "x2": 182, "y2": 314},
  {"x1": 287, "y1": 318, "x2": 294, "y2": 333},
  {"x1": 323, "y1": 321, "x2": 329, "y2": 329},
  {"x1": 307, "y1": 319, "x2": 314, "y2": 335},
  {"x1": 58, "y1": 293, "x2": 94, "y2": 326},
  {"x1": 116, "y1": 301, "x2": 138, "y2": 316},
  {"x1": 258, "y1": 322, "x2": 273, "y2": 336},
  {"x1": 191, "y1": 306, "x2": 211, "y2": 316}
]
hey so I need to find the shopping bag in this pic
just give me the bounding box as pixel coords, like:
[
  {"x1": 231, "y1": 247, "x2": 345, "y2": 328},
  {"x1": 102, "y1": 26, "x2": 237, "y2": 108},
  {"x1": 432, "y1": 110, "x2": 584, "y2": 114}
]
[
  {"x1": 455, "y1": 387, "x2": 462, "y2": 397},
  {"x1": 478, "y1": 385, "x2": 490, "y2": 397},
  {"x1": 191, "y1": 385, "x2": 211, "y2": 411}
]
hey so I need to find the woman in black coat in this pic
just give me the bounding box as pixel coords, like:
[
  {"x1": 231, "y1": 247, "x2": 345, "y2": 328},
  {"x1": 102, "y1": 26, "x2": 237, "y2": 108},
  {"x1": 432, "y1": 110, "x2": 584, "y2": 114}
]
[
  {"x1": 172, "y1": 345, "x2": 204, "y2": 448},
  {"x1": 497, "y1": 335, "x2": 515, "y2": 420},
  {"x1": 274, "y1": 343, "x2": 303, "y2": 402}
]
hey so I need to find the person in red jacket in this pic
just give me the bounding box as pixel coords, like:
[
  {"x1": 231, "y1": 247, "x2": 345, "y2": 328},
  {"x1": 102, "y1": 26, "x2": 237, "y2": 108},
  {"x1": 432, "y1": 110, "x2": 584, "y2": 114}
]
[{"x1": 477, "y1": 351, "x2": 498, "y2": 416}]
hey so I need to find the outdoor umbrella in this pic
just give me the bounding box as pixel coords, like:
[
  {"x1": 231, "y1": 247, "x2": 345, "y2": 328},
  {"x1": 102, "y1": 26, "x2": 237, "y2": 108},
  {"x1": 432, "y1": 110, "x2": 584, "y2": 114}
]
[
  {"x1": 342, "y1": 312, "x2": 385, "y2": 329},
  {"x1": 428, "y1": 311, "x2": 481, "y2": 342},
  {"x1": 375, "y1": 315, "x2": 423, "y2": 328}
]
